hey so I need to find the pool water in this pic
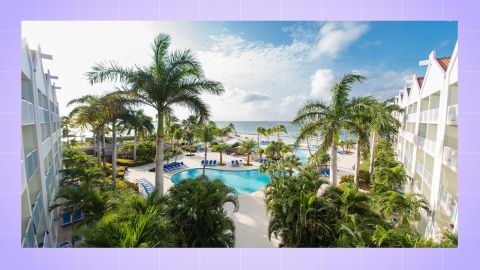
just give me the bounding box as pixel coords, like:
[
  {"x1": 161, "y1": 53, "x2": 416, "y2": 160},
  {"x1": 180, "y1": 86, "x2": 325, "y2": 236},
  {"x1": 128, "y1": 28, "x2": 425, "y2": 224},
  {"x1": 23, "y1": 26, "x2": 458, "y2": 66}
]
[
  {"x1": 293, "y1": 148, "x2": 311, "y2": 164},
  {"x1": 171, "y1": 168, "x2": 271, "y2": 194}
]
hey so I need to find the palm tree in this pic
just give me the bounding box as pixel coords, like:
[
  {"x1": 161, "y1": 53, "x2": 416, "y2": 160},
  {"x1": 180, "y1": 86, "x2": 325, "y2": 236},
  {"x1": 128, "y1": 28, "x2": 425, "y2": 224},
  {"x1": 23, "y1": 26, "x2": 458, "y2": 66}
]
[
  {"x1": 279, "y1": 155, "x2": 301, "y2": 176},
  {"x1": 274, "y1": 124, "x2": 288, "y2": 142},
  {"x1": 256, "y1": 148, "x2": 265, "y2": 160},
  {"x1": 256, "y1": 126, "x2": 266, "y2": 147},
  {"x1": 120, "y1": 109, "x2": 154, "y2": 163},
  {"x1": 199, "y1": 124, "x2": 215, "y2": 176},
  {"x1": 368, "y1": 99, "x2": 402, "y2": 176},
  {"x1": 212, "y1": 142, "x2": 228, "y2": 165},
  {"x1": 87, "y1": 33, "x2": 224, "y2": 197},
  {"x1": 217, "y1": 126, "x2": 232, "y2": 142},
  {"x1": 61, "y1": 116, "x2": 73, "y2": 149},
  {"x1": 266, "y1": 127, "x2": 274, "y2": 142},
  {"x1": 227, "y1": 122, "x2": 236, "y2": 134},
  {"x1": 68, "y1": 95, "x2": 106, "y2": 167},
  {"x1": 240, "y1": 139, "x2": 256, "y2": 165},
  {"x1": 293, "y1": 74, "x2": 373, "y2": 187},
  {"x1": 50, "y1": 184, "x2": 90, "y2": 247},
  {"x1": 166, "y1": 177, "x2": 239, "y2": 247}
]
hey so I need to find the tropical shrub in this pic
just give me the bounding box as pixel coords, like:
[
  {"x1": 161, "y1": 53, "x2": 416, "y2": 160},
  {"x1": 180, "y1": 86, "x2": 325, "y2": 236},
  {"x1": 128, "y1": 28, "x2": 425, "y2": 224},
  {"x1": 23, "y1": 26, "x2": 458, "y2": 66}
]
[{"x1": 165, "y1": 177, "x2": 239, "y2": 247}]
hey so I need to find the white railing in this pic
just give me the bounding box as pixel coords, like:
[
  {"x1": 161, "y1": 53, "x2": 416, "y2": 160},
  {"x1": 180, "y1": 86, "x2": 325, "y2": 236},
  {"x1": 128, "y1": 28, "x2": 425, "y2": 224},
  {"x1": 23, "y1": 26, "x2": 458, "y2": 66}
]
[
  {"x1": 438, "y1": 187, "x2": 458, "y2": 223},
  {"x1": 42, "y1": 136, "x2": 52, "y2": 157},
  {"x1": 447, "y1": 105, "x2": 458, "y2": 125},
  {"x1": 43, "y1": 231, "x2": 51, "y2": 248},
  {"x1": 406, "y1": 112, "x2": 417, "y2": 122},
  {"x1": 417, "y1": 136, "x2": 436, "y2": 156},
  {"x1": 443, "y1": 145, "x2": 458, "y2": 172},
  {"x1": 415, "y1": 162, "x2": 433, "y2": 188},
  {"x1": 32, "y1": 193, "x2": 43, "y2": 228},
  {"x1": 420, "y1": 108, "x2": 439, "y2": 124},
  {"x1": 45, "y1": 165, "x2": 53, "y2": 191},
  {"x1": 25, "y1": 149, "x2": 39, "y2": 181},
  {"x1": 22, "y1": 218, "x2": 37, "y2": 248},
  {"x1": 22, "y1": 99, "x2": 35, "y2": 125}
]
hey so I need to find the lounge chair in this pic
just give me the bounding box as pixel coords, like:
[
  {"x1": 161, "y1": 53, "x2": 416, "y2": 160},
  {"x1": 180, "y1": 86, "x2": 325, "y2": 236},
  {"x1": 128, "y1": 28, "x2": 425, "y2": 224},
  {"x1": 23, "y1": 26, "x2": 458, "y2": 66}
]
[
  {"x1": 62, "y1": 212, "x2": 72, "y2": 226},
  {"x1": 337, "y1": 150, "x2": 345, "y2": 155},
  {"x1": 213, "y1": 160, "x2": 217, "y2": 166},
  {"x1": 235, "y1": 160, "x2": 240, "y2": 166},
  {"x1": 201, "y1": 160, "x2": 205, "y2": 166},
  {"x1": 231, "y1": 160, "x2": 236, "y2": 167},
  {"x1": 209, "y1": 160, "x2": 213, "y2": 166},
  {"x1": 58, "y1": 241, "x2": 71, "y2": 248}
]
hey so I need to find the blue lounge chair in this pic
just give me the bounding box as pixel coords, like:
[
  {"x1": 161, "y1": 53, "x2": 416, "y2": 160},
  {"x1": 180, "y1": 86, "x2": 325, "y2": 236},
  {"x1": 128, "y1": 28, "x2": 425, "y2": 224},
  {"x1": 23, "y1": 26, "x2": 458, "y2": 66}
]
[
  {"x1": 213, "y1": 160, "x2": 217, "y2": 166},
  {"x1": 209, "y1": 160, "x2": 213, "y2": 166},
  {"x1": 231, "y1": 160, "x2": 235, "y2": 166},
  {"x1": 201, "y1": 160, "x2": 205, "y2": 166},
  {"x1": 337, "y1": 150, "x2": 345, "y2": 154},
  {"x1": 62, "y1": 212, "x2": 72, "y2": 226},
  {"x1": 58, "y1": 241, "x2": 71, "y2": 248},
  {"x1": 235, "y1": 160, "x2": 240, "y2": 166},
  {"x1": 180, "y1": 161, "x2": 185, "y2": 167}
]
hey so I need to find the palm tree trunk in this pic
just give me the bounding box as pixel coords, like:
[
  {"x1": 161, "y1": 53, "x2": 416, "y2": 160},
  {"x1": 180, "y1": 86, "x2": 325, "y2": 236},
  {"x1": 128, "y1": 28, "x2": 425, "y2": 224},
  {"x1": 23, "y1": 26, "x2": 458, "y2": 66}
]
[
  {"x1": 96, "y1": 131, "x2": 101, "y2": 167},
  {"x1": 202, "y1": 146, "x2": 208, "y2": 177},
  {"x1": 369, "y1": 132, "x2": 377, "y2": 177},
  {"x1": 306, "y1": 137, "x2": 312, "y2": 155},
  {"x1": 330, "y1": 144, "x2": 338, "y2": 186},
  {"x1": 257, "y1": 133, "x2": 260, "y2": 147},
  {"x1": 354, "y1": 137, "x2": 361, "y2": 186},
  {"x1": 133, "y1": 128, "x2": 138, "y2": 162},
  {"x1": 220, "y1": 152, "x2": 223, "y2": 164},
  {"x1": 155, "y1": 112, "x2": 165, "y2": 198},
  {"x1": 111, "y1": 121, "x2": 118, "y2": 190},
  {"x1": 247, "y1": 153, "x2": 250, "y2": 165},
  {"x1": 101, "y1": 130, "x2": 106, "y2": 169}
]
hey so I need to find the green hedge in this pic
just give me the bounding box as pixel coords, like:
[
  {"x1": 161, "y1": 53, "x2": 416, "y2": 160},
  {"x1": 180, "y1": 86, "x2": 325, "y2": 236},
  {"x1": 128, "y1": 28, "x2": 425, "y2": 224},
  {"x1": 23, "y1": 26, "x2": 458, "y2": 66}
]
[{"x1": 116, "y1": 158, "x2": 150, "y2": 167}]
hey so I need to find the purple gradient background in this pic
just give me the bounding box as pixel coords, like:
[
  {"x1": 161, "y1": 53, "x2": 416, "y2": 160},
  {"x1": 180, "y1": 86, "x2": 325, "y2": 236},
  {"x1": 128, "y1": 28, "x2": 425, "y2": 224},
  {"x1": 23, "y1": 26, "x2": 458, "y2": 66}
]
[{"x1": 0, "y1": 0, "x2": 478, "y2": 269}]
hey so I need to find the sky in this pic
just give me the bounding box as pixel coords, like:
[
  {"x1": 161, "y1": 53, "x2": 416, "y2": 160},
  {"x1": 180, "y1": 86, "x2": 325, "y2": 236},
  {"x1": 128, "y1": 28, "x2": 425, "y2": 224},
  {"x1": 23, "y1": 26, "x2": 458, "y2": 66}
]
[{"x1": 22, "y1": 21, "x2": 457, "y2": 122}]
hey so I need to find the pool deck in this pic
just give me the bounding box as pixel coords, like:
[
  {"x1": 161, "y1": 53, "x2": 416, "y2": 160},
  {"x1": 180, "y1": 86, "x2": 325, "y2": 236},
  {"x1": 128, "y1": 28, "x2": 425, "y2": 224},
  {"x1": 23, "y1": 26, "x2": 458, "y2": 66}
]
[{"x1": 125, "y1": 148, "x2": 356, "y2": 247}]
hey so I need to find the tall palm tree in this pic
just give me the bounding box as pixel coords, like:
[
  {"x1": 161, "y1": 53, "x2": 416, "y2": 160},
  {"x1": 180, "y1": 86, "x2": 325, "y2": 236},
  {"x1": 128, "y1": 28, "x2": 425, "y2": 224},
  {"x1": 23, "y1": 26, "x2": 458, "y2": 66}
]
[
  {"x1": 279, "y1": 155, "x2": 301, "y2": 176},
  {"x1": 212, "y1": 142, "x2": 228, "y2": 165},
  {"x1": 199, "y1": 124, "x2": 215, "y2": 177},
  {"x1": 87, "y1": 33, "x2": 224, "y2": 197},
  {"x1": 68, "y1": 95, "x2": 106, "y2": 167},
  {"x1": 368, "y1": 99, "x2": 402, "y2": 176},
  {"x1": 256, "y1": 126, "x2": 266, "y2": 147},
  {"x1": 120, "y1": 109, "x2": 154, "y2": 163},
  {"x1": 293, "y1": 74, "x2": 372, "y2": 187},
  {"x1": 61, "y1": 116, "x2": 73, "y2": 149},
  {"x1": 274, "y1": 124, "x2": 288, "y2": 142}
]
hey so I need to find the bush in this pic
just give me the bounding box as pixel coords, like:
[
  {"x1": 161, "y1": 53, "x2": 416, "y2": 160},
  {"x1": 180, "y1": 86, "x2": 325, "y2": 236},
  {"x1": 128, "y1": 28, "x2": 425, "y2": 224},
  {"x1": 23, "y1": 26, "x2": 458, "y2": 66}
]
[
  {"x1": 116, "y1": 158, "x2": 150, "y2": 167},
  {"x1": 341, "y1": 175, "x2": 354, "y2": 183},
  {"x1": 137, "y1": 141, "x2": 156, "y2": 162},
  {"x1": 359, "y1": 169, "x2": 370, "y2": 184},
  {"x1": 181, "y1": 145, "x2": 198, "y2": 154}
]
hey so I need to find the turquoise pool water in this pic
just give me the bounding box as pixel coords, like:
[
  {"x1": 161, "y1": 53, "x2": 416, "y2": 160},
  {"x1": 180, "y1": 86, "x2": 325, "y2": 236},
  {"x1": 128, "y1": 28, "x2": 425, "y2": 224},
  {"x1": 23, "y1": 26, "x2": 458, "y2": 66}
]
[
  {"x1": 293, "y1": 148, "x2": 311, "y2": 164},
  {"x1": 171, "y1": 168, "x2": 271, "y2": 194}
]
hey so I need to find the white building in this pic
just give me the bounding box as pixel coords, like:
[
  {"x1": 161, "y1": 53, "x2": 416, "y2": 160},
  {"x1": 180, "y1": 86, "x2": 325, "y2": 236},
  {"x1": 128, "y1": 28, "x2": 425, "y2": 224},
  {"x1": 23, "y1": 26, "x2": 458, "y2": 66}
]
[
  {"x1": 21, "y1": 40, "x2": 62, "y2": 247},
  {"x1": 393, "y1": 42, "x2": 458, "y2": 239}
]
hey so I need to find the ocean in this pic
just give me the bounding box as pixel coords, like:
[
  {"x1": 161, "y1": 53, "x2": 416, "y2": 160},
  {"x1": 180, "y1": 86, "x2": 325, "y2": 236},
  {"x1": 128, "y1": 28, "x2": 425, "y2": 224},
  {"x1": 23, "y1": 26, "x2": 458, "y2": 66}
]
[{"x1": 215, "y1": 121, "x2": 354, "y2": 141}]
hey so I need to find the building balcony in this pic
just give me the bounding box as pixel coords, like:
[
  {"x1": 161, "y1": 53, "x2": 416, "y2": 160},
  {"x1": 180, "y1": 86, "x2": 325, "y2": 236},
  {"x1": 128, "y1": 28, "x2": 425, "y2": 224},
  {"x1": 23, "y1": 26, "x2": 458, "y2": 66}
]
[
  {"x1": 22, "y1": 218, "x2": 37, "y2": 248},
  {"x1": 404, "y1": 131, "x2": 415, "y2": 143},
  {"x1": 32, "y1": 193, "x2": 43, "y2": 229},
  {"x1": 417, "y1": 136, "x2": 436, "y2": 156},
  {"x1": 45, "y1": 165, "x2": 54, "y2": 192},
  {"x1": 438, "y1": 187, "x2": 458, "y2": 224},
  {"x1": 446, "y1": 105, "x2": 458, "y2": 126},
  {"x1": 443, "y1": 146, "x2": 458, "y2": 172},
  {"x1": 416, "y1": 161, "x2": 433, "y2": 188},
  {"x1": 406, "y1": 112, "x2": 418, "y2": 122},
  {"x1": 25, "y1": 149, "x2": 39, "y2": 181},
  {"x1": 22, "y1": 99, "x2": 35, "y2": 125},
  {"x1": 420, "y1": 108, "x2": 439, "y2": 124}
]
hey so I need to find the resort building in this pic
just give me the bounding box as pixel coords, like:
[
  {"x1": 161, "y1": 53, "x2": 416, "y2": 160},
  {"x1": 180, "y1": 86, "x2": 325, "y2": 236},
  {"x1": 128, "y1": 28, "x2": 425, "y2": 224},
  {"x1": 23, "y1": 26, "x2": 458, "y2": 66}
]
[
  {"x1": 21, "y1": 40, "x2": 62, "y2": 247},
  {"x1": 393, "y1": 42, "x2": 458, "y2": 240}
]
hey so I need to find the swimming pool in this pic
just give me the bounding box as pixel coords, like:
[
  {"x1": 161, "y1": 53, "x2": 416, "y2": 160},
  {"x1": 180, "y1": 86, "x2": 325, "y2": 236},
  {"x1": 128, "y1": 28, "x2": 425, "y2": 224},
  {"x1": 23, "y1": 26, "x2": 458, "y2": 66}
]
[
  {"x1": 293, "y1": 148, "x2": 311, "y2": 164},
  {"x1": 170, "y1": 168, "x2": 271, "y2": 194}
]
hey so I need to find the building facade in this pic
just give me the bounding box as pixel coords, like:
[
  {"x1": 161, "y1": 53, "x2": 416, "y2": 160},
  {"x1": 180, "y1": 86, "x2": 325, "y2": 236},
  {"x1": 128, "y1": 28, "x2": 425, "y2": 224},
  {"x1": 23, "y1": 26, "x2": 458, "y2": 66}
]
[
  {"x1": 393, "y1": 42, "x2": 458, "y2": 240},
  {"x1": 21, "y1": 40, "x2": 62, "y2": 247}
]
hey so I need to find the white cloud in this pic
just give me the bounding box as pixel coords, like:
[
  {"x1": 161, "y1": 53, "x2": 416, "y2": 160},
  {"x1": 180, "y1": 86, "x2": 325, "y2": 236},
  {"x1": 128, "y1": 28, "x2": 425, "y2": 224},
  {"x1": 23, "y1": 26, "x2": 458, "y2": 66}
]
[
  {"x1": 309, "y1": 69, "x2": 335, "y2": 100},
  {"x1": 310, "y1": 22, "x2": 369, "y2": 59}
]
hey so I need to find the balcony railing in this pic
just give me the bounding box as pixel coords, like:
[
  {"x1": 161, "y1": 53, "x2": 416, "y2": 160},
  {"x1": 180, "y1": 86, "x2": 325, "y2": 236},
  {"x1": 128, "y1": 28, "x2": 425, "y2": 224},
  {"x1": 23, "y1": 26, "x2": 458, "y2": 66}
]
[
  {"x1": 22, "y1": 99, "x2": 35, "y2": 125},
  {"x1": 447, "y1": 105, "x2": 458, "y2": 126},
  {"x1": 32, "y1": 193, "x2": 43, "y2": 229},
  {"x1": 25, "y1": 149, "x2": 39, "y2": 181},
  {"x1": 417, "y1": 136, "x2": 436, "y2": 156},
  {"x1": 45, "y1": 165, "x2": 53, "y2": 191},
  {"x1": 420, "y1": 108, "x2": 439, "y2": 124},
  {"x1": 43, "y1": 231, "x2": 51, "y2": 248},
  {"x1": 22, "y1": 218, "x2": 37, "y2": 248},
  {"x1": 404, "y1": 131, "x2": 415, "y2": 142},
  {"x1": 443, "y1": 146, "x2": 458, "y2": 172},
  {"x1": 416, "y1": 161, "x2": 433, "y2": 188},
  {"x1": 438, "y1": 187, "x2": 458, "y2": 223}
]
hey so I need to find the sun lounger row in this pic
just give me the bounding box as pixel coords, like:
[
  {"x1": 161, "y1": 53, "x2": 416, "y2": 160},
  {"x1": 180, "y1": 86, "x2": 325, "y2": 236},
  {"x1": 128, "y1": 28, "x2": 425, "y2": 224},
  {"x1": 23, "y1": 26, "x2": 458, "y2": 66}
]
[
  {"x1": 62, "y1": 210, "x2": 83, "y2": 226},
  {"x1": 320, "y1": 169, "x2": 330, "y2": 177},
  {"x1": 164, "y1": 161, "x2": 185, "y2": 172},
  {"x1": 337, "y1": 150, "x2": 345, "y2": 155},
  {"x1": 259, "y1": 159, "x2": 267, "y2": 164},
  {"x1": 260, "y1": 141, "x2": 270, "y2": 145},
  {"x1": 138, "y1": 178, "x2": 155, "y2": 195},
  {"x1": 201, "y1": 160, "x2": 217, "y2": 166},
  {"x1": 231, "y1": 160, "x2": 242, "y2": 167}
]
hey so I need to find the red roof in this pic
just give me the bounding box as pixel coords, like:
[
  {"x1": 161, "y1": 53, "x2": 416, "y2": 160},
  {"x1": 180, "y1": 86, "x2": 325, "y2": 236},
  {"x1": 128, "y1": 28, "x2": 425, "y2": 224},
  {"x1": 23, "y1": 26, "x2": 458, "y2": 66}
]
[
  {"x1": 436, "y1": 57, "x2": 451, "y2": 72},
  {"x1": 416, "y1": 76, "x2": 424, "y2": 88}
]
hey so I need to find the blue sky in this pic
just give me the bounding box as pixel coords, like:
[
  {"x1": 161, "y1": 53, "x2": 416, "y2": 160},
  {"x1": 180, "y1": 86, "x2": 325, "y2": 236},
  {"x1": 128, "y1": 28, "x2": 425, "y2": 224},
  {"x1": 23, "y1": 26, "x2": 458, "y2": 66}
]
[{"x1": 23, "y1": 21, "x2": 457, "y2": 121}]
